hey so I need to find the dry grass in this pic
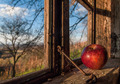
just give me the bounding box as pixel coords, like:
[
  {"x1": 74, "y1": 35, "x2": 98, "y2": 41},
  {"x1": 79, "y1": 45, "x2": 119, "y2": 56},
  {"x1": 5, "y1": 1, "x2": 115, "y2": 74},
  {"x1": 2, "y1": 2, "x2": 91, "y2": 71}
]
[
  {"x1": 70, "y1": 41, "x2": 88, "y2": 59},
  {"x1": 0, "y1": 46, "x2": 46, "y2": 81}
]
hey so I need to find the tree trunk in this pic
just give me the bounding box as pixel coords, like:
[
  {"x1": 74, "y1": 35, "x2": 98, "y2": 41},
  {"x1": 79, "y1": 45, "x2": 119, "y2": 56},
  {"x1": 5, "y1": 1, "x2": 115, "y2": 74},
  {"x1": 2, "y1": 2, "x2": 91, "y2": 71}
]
[
  {"x1": 12, "y1": 65, "x2": 16, "y2": 77},
  {"x1": 12, "y1": 57, "x2": 16, "y2": 77}
]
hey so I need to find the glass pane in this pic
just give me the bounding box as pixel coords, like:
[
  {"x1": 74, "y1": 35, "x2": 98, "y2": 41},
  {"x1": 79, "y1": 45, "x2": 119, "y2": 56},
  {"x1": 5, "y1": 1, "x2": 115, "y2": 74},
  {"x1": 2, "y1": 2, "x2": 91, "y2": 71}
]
[
  {"x1": 69, "y1": 0, "x2": 88, "y2": 60},
  {"x1": 0, "y1": 0, "x2": 48, "y2": 81}
]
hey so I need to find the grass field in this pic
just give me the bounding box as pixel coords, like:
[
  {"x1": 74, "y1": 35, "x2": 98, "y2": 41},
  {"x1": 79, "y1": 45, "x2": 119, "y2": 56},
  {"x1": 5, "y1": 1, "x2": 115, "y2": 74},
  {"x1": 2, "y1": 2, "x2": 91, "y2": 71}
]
[
  {"x1": 0, "y1": 42, "x2": 87, "y2": 81},
  {"x1": 0, "y1": 45, "x2": 46, "y2": 81},
  {"x1": 70, "y1": 41, "x2": 87, "y2": 60}
]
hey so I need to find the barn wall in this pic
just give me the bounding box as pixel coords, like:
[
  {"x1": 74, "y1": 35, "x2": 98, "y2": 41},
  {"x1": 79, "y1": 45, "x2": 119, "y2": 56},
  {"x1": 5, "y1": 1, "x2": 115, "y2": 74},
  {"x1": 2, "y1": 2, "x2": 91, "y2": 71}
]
[
  {"x1": 88, "y1": 0, "x2": 120, "y2": 58},
  {"x1": 111, "y1": 0, "x2": 120, "y2": 58},
  {"x1": 88, "y1": 0, "x2": 111, "y2": 58},
  {"x1": 87, "y1": 0, "x2": 93, "y2": 44},
  {"x1": 96, "y1": 0, "x2": 111, "y2": 58}
]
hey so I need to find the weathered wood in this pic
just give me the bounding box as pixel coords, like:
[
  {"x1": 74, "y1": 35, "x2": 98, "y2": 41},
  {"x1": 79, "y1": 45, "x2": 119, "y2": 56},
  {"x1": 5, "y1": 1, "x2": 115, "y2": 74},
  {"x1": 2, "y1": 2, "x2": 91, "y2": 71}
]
[
  {"x1": 76, "y1": 0, "x2": 93, "y2": 11},
  {"x1": 0, "y1": 69, "x2": 52, "y2": 84},
  {"x1": 53, "y1": 0, "x2": 62, "y2": 75},
  {"x1": 61, "y1": 0, "x2": 70, "y2": 73},
  {"x1": 111, "y1": 0, "x2": 120, "y2": 58},
  {"x1": 88, "y1": 0, "x2": 112, "y2": 58},
  {"x1": 93, "y1": 0, "x2": 96, "y2": 44},
  {"x1": 88, "y1": 10, "x2": 93, "y2": 44},
  {"x1": 43, "y1": 59, "x2": 120, "y2": 84},
  {"x1": 87, "y1": 0, "x2": 93, "y2": 44},
  {"x1": 91, "y1": 0, "x2": 96, "y2": 44},
  {"x1": 95, "y1": 0, "x2": 111, "y2": 58},
  {"x1": 44, "y1": 0, "x2": 50, "y2": 69}
]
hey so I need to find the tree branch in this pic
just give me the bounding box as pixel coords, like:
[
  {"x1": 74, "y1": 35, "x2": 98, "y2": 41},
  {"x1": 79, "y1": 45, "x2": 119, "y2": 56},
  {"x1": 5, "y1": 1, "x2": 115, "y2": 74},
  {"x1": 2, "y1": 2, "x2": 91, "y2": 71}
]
[{"x1": 70, "y1": 14, "x2": 88, "y2": 34}]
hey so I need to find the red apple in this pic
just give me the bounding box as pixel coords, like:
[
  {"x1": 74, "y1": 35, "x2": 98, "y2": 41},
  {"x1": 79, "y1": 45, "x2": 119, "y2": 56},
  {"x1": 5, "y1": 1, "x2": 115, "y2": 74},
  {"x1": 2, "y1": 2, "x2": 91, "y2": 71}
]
[{"x1": 81, "y1": 44, "x2": 108, "y2": 70}]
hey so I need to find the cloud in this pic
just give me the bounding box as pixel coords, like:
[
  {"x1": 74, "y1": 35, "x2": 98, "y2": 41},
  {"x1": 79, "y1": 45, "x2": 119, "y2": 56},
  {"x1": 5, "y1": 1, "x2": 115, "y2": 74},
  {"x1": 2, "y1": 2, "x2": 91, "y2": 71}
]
[
  {"x1": 0, "y1": 4, "x2": 28, "y2": 17},
  {"x1": 77, "y1": 7, "x2": 87, "y2": 12},
  {"x1": 0, "y1": 34, "x2": 44, "y2": 44}
]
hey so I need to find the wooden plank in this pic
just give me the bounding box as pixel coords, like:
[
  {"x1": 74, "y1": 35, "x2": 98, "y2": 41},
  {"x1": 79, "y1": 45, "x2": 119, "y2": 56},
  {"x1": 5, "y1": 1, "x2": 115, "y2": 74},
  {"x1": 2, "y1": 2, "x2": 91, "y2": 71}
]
[
  {"x1": 76, "y1": 0, "x2": 93, "y2": 11},
  {"x1": 44, "y1": 0, "x2": 50, "y2": 69},
  {"x1": 0, "y1": 69, "x2": 52, "y2": 84},
  {"x1": 111, "y1": 0, "x2": 120, "y2": 58},
  {"x1": 53, "y1": 0, "x2": 62, "y2": 75},
  {"x1": 43, "y1": 59, "x2": 120, "y2": 84},
  {"x1": 95, "y1": 0, "x2": 111, "y2": 58},
  {"x1": 93, "y1": 0, "x2": 96, "y2": 43},
  {"x1": 88, "y1": 0, "x2": 112, "y2": 58},
  {"x1": 87, "y1": 0, "x2": 93, "y2": 44},
  {"x1": 61, "y1": 0, "x2": 70, "y2": 73}
]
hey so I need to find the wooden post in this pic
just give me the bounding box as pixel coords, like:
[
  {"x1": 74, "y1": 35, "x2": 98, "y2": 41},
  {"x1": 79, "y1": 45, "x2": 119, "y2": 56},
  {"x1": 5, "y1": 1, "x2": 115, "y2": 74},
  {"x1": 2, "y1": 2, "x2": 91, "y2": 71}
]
[
  {"x1": 45, "y1": 0, "x2": 69, "y2": 75},
  {"x1": 52, "y1": 0, "x2": 62, "y2": 75},
  {"x1": 61, "y1": 0, "x2": 69, "y2": 73},
  {"x1": 44, "y1": 0, "x2": 50, "y2": 69},
  {"x1": 93, "y1": 0, "x2": 96, "y2": 44},
  {"x1": 76, "y1": 0, "x2": 93, "y2": 11}
]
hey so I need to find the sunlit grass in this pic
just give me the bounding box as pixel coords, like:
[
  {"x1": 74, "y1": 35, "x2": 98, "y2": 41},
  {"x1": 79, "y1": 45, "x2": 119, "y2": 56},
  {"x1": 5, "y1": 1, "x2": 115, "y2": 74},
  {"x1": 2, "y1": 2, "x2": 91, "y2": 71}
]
[
  {"x1": 70, "y1": 47, "x2": 85, "y2": 60},
  {"x1": 16, "y1": 65, "x2": 44, "y2": 77},
  {"x1": 70, "y1": 49, "x2": 81, "y2": 60}
]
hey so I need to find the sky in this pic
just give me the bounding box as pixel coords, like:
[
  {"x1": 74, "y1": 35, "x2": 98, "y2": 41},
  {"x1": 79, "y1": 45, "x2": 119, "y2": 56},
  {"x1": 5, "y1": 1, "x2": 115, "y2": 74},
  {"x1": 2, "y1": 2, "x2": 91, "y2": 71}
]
[
  {"x1": 0, "y1": 0, "x2": 44, "y2": 44},
  {"x1": 69, "y1": 2, "x2": 88, "y2": 43},
  {"x1": 0, "y1": 0, "x2": 88, "y2": 44}
]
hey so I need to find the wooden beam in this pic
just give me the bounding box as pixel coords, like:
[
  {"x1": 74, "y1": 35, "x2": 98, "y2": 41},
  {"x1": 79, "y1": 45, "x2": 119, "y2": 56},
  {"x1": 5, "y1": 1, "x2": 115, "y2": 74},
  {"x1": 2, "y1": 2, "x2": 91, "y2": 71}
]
[
  {"x1": 61, "y1": 0, "x2": 69, "y2": 73},
  {"x1": 0, "y1": 69, "x2": 52, "y2": 84},
  {"x1": 53, "y1": 0, "x2": 62, "y2": 75},
  {"x1": 93, "y1": 0, "x2": 96, "y2": 43},
  {"x1": 44, "y1": 0, "x2": 52, "y2": 69},
  {"x1": 76, "y1": 0, "x2": 93, "y2": 11}
]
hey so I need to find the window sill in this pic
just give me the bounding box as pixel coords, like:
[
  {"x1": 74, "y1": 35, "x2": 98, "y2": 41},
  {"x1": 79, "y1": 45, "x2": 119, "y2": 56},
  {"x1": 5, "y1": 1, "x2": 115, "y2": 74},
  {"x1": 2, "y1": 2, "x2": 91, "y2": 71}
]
[
  {"x1": 43, "y1": 59, "x2": 120, "y2": 84},
  {"x1": 70, "y1": 58, "x2": 83, "y2": 68},
  {"x1": 0, "y1": 68, "x2": 53, "y2": 84},
  {"x1": 0, "y1": 58, "x2": 82, "y2": 84}
]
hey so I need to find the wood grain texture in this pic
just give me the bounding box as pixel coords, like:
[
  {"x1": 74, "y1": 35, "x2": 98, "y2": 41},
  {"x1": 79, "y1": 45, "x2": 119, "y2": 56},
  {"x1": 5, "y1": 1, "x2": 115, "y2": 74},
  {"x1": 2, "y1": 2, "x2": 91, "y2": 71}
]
[
  {"x1": 43, "y1": 59, "x2": 120, "y2": 84},
  {"x1": 88, "y1": 0, "x2": 112, "y2": 58}
]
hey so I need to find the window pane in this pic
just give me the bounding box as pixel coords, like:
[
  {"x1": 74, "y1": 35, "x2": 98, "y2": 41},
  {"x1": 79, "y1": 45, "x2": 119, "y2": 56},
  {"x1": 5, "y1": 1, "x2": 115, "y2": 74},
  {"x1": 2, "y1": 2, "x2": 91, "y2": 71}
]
[
  {"x1": 0, "y1": 0, "x2": 48, "y2": 81},
  {"x1": 69, "y1": 0, "x2": 88, "y2": 59}
]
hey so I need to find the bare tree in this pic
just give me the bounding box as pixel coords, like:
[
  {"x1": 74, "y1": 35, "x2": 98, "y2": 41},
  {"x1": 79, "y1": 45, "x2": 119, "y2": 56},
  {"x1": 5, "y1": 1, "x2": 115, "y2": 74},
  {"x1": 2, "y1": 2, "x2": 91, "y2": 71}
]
[
  {"x1": 10, "y1": 0, "x2": 87, "y2": 34},
  {"x1": 8, "y1": 0, "x2": 88, "y2": 63},
  {"x1": 69, "y1": 0, "x2": 88, "y2": 59},
  {"x1": 69, "y1": 0, "x2": 88, "y2": 34},
  {"x1": 10, "y1": 0, "x2": 44, "y2": 30},
  {"x1": 0, "y1": 15, "x2": 43, "y2": 77}
]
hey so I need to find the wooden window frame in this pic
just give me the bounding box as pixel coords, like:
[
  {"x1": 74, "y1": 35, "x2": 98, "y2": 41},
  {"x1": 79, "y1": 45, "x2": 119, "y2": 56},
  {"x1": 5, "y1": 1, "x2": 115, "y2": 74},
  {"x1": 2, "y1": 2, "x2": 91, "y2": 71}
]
[
  {"x1": 72, "y1": 0, "x2": 95, "y2": 65},
  {"x1": 0, "y1": 0, "x2": 54, "y2": 83},
  {"x1": 0, "y1": 0, "x2": 95, "y2": 84}
]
